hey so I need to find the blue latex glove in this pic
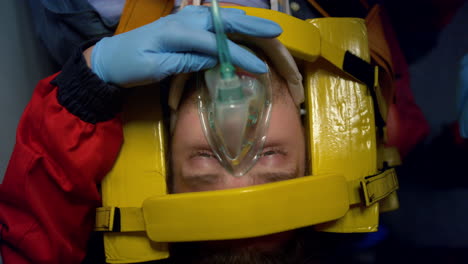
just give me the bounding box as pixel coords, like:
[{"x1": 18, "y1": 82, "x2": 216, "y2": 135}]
[
  {"x1": 458, "y1": 54, "x2": 468, "y2": 138},
  {"x1": 91, "y1": 5, "x2": 282, "y2": 87}
]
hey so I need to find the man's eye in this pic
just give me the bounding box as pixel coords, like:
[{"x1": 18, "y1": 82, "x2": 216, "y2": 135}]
[
  {"x1": 197, "y1": 151, "x2": 215, "y2": 158},
  {"x1": 261, "y1": 148, "x2": 286, "y2": 157},
  {"x1": 262, "y1": 150, "x2": 277, "y2": 156},
  {"x1": 189, "y1": 150, "x2": 216, "y2": 159}
]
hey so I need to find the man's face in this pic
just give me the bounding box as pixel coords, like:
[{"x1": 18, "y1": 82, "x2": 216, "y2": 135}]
[
  {"x1": 169, "y1": 69, "x2": 306, "y2": 263},
  {"x1": 171, "y1": 76, "x2": 306, "y2": 192}
]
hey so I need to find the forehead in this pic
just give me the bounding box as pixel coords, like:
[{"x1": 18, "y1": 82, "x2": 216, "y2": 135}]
[
  {"x1": 175, "y1": 78, "x2": 297, "y2": 144},
  {"x1": 175, "y1": 64, "x2": 295, "y2": 140},
  {"x1": 176, "y1": 59, "x2": 288, "y2": 112}
]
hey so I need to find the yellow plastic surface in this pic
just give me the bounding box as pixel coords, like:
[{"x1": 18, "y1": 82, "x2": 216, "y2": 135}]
[
  {"x1": 142, "y1": 174, "x2": 349, "y2": 242},
  {"x1": 101, "y1": 87, "x2": 169, "y2": 263},
  {"x1": 233, "y1": 7, "x2": 321, "y2": 62},
  {"x1": 235, "y1": 7, "x2": 373, "y2": 87},
  {"x1": 304, "y1": 18, "x2": 380, "y2": 233},
  {"x1": 97, "y1": 167, "x2": 397, "y2": 241}
]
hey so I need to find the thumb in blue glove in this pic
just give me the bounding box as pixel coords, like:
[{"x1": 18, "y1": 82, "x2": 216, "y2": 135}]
[{"x1": 90, "y1": 5, "x2": 282, "y2": 88}]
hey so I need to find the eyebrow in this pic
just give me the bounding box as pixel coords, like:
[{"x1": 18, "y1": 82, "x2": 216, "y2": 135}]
[
  {"x1": 182, "y1": 168, "x2": 299, "y2": 189},
  {"x1": 183, "y1": 173, "x2": 220, "y2": 186},
  {"x1": 256, "y1": 169, "x2": 298, "y2": 183}
]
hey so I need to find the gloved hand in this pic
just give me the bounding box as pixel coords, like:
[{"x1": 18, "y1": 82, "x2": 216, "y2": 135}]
[
  {"x1": 458, "y1": 54, "x2": 468, "y2": 138},
  {"x1": 91, "y1": 5, "x2": 282, "y2": 87}
]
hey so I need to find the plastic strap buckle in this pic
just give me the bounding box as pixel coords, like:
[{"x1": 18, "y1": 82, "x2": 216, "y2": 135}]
[
  {"x1": 360, "y1": 168, "x2": 399, "y2": 206},
  {"x1": 95, "y1": 206, "x2": 116, "y2": 232}
]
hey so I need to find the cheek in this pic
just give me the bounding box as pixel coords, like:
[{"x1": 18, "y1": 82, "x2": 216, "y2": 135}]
[
  {"x1": 173, "y1": 180, "x2": 194, "y2": 193},
  {"x1": 263, "y1": 105, "x2": 306, "y2": 173},
  {"x1": 187, "y1": 157, "x2": 222, "y2": 171}
]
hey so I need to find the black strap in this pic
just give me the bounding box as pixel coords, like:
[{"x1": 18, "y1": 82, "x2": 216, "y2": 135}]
[
  {"x1": 112, "y1": 207, "x2": 121, "y2": 232},
  {"x1": 343, "y1": 51, "x2": 386, "y2": 134},
  {"x1": 343, "y1": 51, "x2": 375, "y2": 88}
]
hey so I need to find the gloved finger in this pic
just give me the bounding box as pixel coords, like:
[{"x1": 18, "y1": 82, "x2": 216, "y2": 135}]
[
  {"x1": 178, "y1": 5, "x2": 246, "y2": 18},
  {"x1": 173, "y1": 5, "x2": 245, "y2": 29},
  {"x1": 218, "y1": 11, "x2": 283, "y2": 38},
  {"x1": 216, "y1": 6, "x2": 246, "y2": 15},
  {"x1": 176, "y1": 5, "x2": 281, "y2": 38},
  {"x1": 155, "y1": 53, "x2": 218, "y2": 77},
  {"x1": 163, "y1": 28, "x2": 268, "y2": 73}
]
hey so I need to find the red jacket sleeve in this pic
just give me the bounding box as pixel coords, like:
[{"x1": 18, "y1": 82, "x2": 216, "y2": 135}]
[{"x1": 0, "y1": 64, "x2": 123, "y2": 262}]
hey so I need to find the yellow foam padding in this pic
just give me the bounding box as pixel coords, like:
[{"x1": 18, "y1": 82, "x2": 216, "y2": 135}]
[
  {"x1": 234, "y1": 7, "x2": 320, "y2": 63},
  {"x1": 235, "y1": 7, "x2": 345, "y2": 69},
  {"x1": 304, "y1": 18, "x2": 380, "y2": 233},
  {"x1": 306, "y1": 1, "x2": 395, "y2": 114},
  {"x1": 233, "y1": 7, "x2": 373, "y2": 87},
  {"x1": 95, "y1": 168, "x2": 397, "y2": 240},
  {"x1": 100, "y1": 87, "x2": 169, "y2": 263},
  {"x1": 239, "y1": 7, "x2": 389, "y2": 124},
  {"x1": 142, "y1": 174, "x2": 348, "y2": 242}
]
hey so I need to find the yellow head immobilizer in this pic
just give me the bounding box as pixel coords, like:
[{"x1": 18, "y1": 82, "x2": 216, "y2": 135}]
[{"x1": 94, "y1": 6, "x2": 399, "y2": 263}]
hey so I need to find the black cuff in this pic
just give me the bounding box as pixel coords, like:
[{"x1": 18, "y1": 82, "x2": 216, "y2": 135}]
[{"x1": 53, "y1": 41, "x2": 123, "y2": 124}]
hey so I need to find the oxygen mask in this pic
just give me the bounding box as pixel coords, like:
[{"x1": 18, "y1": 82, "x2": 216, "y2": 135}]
[
  {"x1": 198, "y1": 1, "x2": 272, "y2": 176},
  {"x1": 198, "y1": 66, "x2": 272, "y2": 177}
]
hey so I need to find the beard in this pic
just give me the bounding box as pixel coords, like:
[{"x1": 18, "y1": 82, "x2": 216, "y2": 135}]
[{"x1": 168, "y1": 230, "x2": 310, "y2": 264}]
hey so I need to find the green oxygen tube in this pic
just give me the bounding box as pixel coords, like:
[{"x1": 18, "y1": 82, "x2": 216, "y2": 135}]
[
  {"x1": 210, "y1": 0, "x2": 243, "y2": 100},
  {"x1": 199, "y1": 2, "x2": 273, "y2": 176},
  {"x1": 209, "y1": 1, "x2": 250, "y2": 165}
]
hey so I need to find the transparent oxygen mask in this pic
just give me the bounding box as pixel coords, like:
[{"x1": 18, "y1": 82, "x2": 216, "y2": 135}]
[
  {"x1": 196, "y1": 0, "x2": 273, "y2": 176},
  {"x1": 198, "y1": 66, "x2": 272, "y2": 177}
]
